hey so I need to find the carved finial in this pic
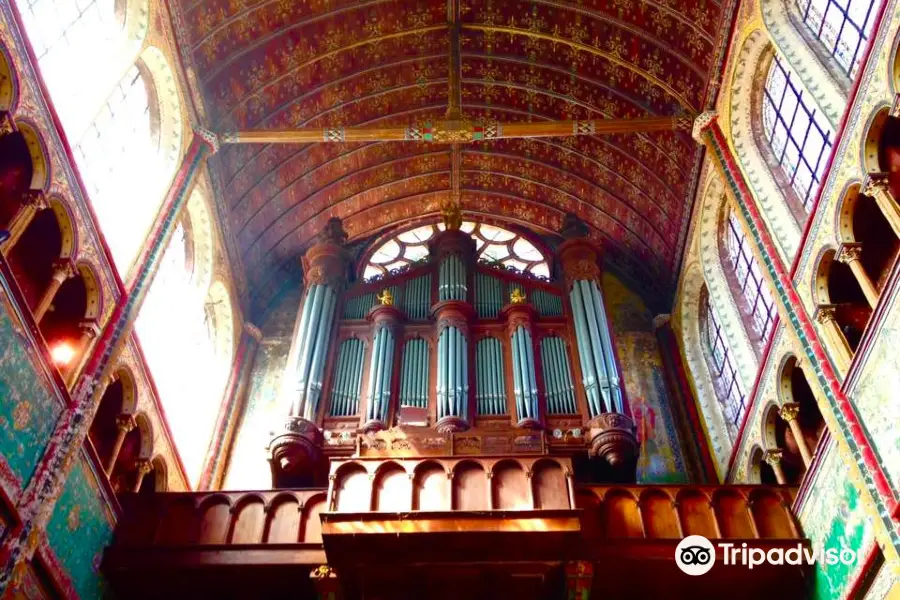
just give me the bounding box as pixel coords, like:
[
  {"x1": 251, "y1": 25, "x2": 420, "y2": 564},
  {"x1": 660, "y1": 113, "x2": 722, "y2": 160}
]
[
  {"x1": 441, "y1": 201, "x2": 462, "y2": 231},
  {"x1": 376, "y1": 288, "x2": 394, "y2": 306},
  {"x1": 510, "y1": 287, "x2": 526, "y2": 305},
  {"x1": 318, "y1": 217, "x2": 348, "y2": 246}
]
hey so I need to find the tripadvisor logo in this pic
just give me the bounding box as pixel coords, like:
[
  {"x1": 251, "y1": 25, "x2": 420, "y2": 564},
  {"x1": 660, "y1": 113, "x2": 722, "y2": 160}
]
[{"x1": 675, "y1": 535, "x2": 857, "y2": 575}]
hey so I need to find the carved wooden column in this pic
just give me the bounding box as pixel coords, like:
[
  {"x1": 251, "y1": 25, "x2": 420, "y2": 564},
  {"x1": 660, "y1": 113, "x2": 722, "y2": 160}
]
[
  {"x1": 131, "y1": 459, "x2": 153, "y2": 493},
  {"x1": 65, "y1": 318, "x2": 100, "y2": 386},
  {"x1": 34, "y1": 258, "x2": 75, "y2": 323},
  {"x1": 105, "y1": 414, "x2": 136, "y2": 476},
  {"x1": 763, "y1": 449, "x2": 787, "y2": 484},
  {"x1": 813, "y1": 305, "x2": 852, "y2": 374},
  {"x1": 1, "y1": 190, "x2": 47, "y2": 254},
  {"x1": 836, "y1": 243, "x2": 879, "y2": 308},
  {"x1": 863, "y1": 173, "x2": 900, "y2": 239},
  {"x1": 779, "y1": 402, "x2": 812, "y2": 468}
]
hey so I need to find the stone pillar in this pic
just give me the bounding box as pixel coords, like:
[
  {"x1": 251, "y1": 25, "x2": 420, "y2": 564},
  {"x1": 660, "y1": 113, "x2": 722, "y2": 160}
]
[
  {"x1": 362, "y1": 300, "x2": 403, "y2": 430},
  {"x1": 131, "y1": 459, "x2": 153, "y2": 493},
  {"x1": 500, "y1": 293, "x2": 541, "y2": 429},
  {"x1": 836, "y1": 243, "x2": 879, "y2": 308},
  {"x1": 65, "y1": 318, "x2": 100, "y2": 386},
  {"x1": 813, "y1": 305, "x2": 852, "y2": 374},
  {"x1": 197, "y1": 323, "x2": 263, "y2": 491},
  {"x1": 763, "y1": 449, "x2": 787, "y2": 484},
  {"x1": 33, "y1": 258, "x2": 75, "y2": 323},
  {"x1": 779, "y1": 402, "x2": 812, "y2": 468},
  {"x1": 692, "y1": 112, "x2": 895, "y2": 523},
  {"x1": 105, "y1": 414, "x2": 136, "y2": 476},
  {"x1": 268, "y1": 218, "x2": 350, "y2": 488},
  {"x1": 2, "y1": 190, "x2": 48, "y2": 254},
  {"x1": 862, "y1": 173, "x2": 900, "y2": 240},
  {"x1": 0, "y1": 131, "x2": 218, "y2": 593}
]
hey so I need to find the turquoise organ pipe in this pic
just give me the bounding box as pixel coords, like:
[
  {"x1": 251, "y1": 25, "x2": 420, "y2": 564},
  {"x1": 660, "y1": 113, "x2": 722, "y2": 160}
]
[
  {"x1": 510, "y1": 330, "x2": 524, "y2": 418},
  {"x1": 569, "y1": 285, "x2": 602, "y2": 417},
  {"x1": 448, "y1": 327, "x2": 456, "y2": 415},
  {"x1": 330, "y1": 339, "x2": 349, "y2": 416},
  {"x1": 418, "y1": 340, "x2": 429, "y2": 407},
  {"x1": 380, "y1": 329, "x2": 395, "y2": 419},
  {"x1": 589, "y1": 282, "x2": 623, "y2": 413},
  {"x1": 491, "y1": 339, "x2": 503, "y2": 415},
  {"x1": 400, "y1": 339, "x2": 429, "y2": 408},
  {"x1": 438, "y1": 329, "x2": 448, "y2": 417},
  {"x1": 305, "y1": 287, "x2": 337, "y2": 418},
  {"x1": 541, "y1": 337, "x2": 577, "y2": 414},
  {"x1": 364, "y1": 327, "x2": 384, "y2": 421},
  {"x1": 439, "y1": 255, "x2": 466, "y2": 301},
  {"x1": 348, "y1": 340, "x2": 364, "y2": 416},
  {"x1": 541, "y1": 338, "x2": 556, "y2": 414},
  {"x1": 577, "y1": 280, "x2": 610, "y2": 412},
  {"x1": 532, "y1": 289, "x2": 563, "y2": 317},
  {"x1": 524, "y1": 329, "x2": 538, "y2": 420},
  {"x1": 437, "y1": 326, "x2": 468, "y2": 419},
  {"x1": 329, "y1": 339, "x2": 365, "y2": 416},
  {"x1": 402, "y1": 275, "x2": 431, "y2": 320},
  {"x1": 291, "y1": 284, "x2": 324, "y2": 415},
  {"x1": 294, "y1": 285, "x2": 338, "y2": 419},
  {"x1": 461, "y1": 330, "x2": 469, "y2": 419},
  {"x1": 342, "y1": 292, "x2": 376, "y2": 320},
  {"x1": 475, "y1": 273, "x2": 503, "y2": 318}
]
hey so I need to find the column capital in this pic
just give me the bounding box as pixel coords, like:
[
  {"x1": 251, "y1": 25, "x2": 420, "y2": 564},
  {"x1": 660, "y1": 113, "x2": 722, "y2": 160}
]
[
  {"x1": 115, "y1": 414, "x2": 137, "y2": 433},
  {"x1": 302, "y1": 218, "x2": 352, "y2": 288},
  {"x1": 557, "y1": 237, "x2": 603, "y2": 288},
  {"x1": 243, "y1": 322, "x2": 263, "y2": 342},
  {"x1": 500, "y1": 301, "x2": 538, "y2": 336},
  {"x1": 78, "y1": 319, "x2": 101, "y2": 340},
  {"x1": 0, "y1": 111, "x2": 16, "y2": 137},
  {"x1": 367, "y1": 303, "x2": 404, "y2": 330},
  {"x1": 862, "y1": 172, "x2": 890, "y2": 197},
  {"x1": 134, "y1": 459, "x2": 154, "y2": 476},
  {"x1": 21, "y1": 189, "x2": 48, "y2": 209},
  {"x1": 813, "y1": 304, "x2": 838, "y2": 324},
  {"x1": 193, "y1": 127, "x2": 220, "y2": 153},
  {"x1": 50, "y1": 258, "x2": 77, "y2": 282},
  {"x1": 763, "y1": 448, "x2": 783, "y2": 466},
  {"x1": 692, "y1": 111, "x2": 719, "y2": 143},
  {"x1": 652, "y1": 314, "x2": 671, "y2": 330},
  {"x1": 836, "y1": 242, "x2": 863, "y2": 264},
  {"x1": 433, "y1": 300, "x2": 474, "y2": 336},
  {"x1": 779, "y1": 402, "x2": 801, "y2": 423}
]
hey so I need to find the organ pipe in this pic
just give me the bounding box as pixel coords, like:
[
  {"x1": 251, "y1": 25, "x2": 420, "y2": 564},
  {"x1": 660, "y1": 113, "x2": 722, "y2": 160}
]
[{"x1": 437, "y1": 326, "x2": 468, "y2": 422}]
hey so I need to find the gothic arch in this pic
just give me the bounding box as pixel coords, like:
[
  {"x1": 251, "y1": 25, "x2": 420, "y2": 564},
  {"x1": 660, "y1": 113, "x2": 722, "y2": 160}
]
[
  {"x1": 119, "y1": 0, "x2": 151, "y2": 45},
  {"x1": 761, "y1": 401, "x2": 780, "y2": 450},
  {"x1": 134, "y1": 412, "x2": 155, "y2": 460},
  {"x1": 0, "y1": 45, "x2": 18, "y2": 111},
  {"x1": 760, "y1": 0, "x2": 848, "y2": 126},
  {"x1": 15, "y1": 121, "x2": 49, "y2": 190},
  {"x1": 137, "y1": 46, "x2": 184, "y2": 175},
  {"x1": 861, "y1": 106, "x2": 892, "y2": 173},
  {"x1": 75, "y1": 261, "x2": 102, "y2": 320},
  {"x1": 697, "y1": 176, "x2": 759, "y2": 391},
  {"x1": 185, "y1": 186, "x2": 215, "y2": 293},
  {"x1": 728, "y1": 29, "x2": 802, "y2": 262},
  {"x1": 678, "y1": 260, "x2": 732, "y2": 476},
  {"x1": 48, "y1": 197, "x2": 76, "y2": 259},
  {"x1": 112, "y1": 365, "x2": 139, "y2": 415}
]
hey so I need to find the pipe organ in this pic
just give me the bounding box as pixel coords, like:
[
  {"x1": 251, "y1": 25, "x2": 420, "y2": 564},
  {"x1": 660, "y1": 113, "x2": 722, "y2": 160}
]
[{"x1": 266, "y1": 217, "x2": 640, "y2": 488}]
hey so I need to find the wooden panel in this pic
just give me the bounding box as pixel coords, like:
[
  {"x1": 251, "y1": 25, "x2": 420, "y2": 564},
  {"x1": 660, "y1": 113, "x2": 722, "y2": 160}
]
[
  {"x1": 714, "y1": 491, "x2": 755, "y2": 538},
  {"x1": 602, "y1": 492, "x2": 642, "y2": 538},
  {"x1": 374, "y1": 464, "x2": 411, "y2": 512},
  {"x1": 302, "y1": 496, "x2": 326, "y2": 544},
  {"x1": 155, "y1": 498, "x2": 197, "y2": 545},
  {"x1": 532, "y1": 460, "x2": 568, "y2": 510},
  {"x1": 231, "y1": 498, "x2": 265, "y2": 544},
  {"x1": 266, "y1": 495, "x2": 302, "y2": 543},
  {"x1": 453, "y1": 462, "x2": 487, "y2": 511},
  {"x1": 335, "y1": 466, "x2": 371, "y2": 513},
  {"x1": 198, "y1": 500, "x2": 230, "y2": 544},
  {"x1": 639, "y1": 491, "x2": 680, "y2": 539},
  {"x1": 676, "y1": 490, "x2": 717, "y2": 538},
  {"x1": 492, "y1": 461, "x2": 530, "y2": 510},
  {"x1": 750, "y1": 491, "x2": 795, "y2": 539},
  {"x1": 415, "y1": 463, "x2": 450, "y2": 511}
]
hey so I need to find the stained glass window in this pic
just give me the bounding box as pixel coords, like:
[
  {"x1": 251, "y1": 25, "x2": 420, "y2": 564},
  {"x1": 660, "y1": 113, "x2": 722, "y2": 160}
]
[
  {"x1": 762, "y1": 54, "x2": 834, "y2": 211},
  {"x1": 16, "y1": 0, "x2": 127, "y2": 135},
  {"x1": 74, "y1": 65, "x2": 167, "y2": 272},
  {"x1": 725, "y1": 210, "x2": 777, "y2": 343},
  {"x1": 795, "y1": 0, "x2": 877, "y2": 79},
  {"x1": 702, "y1": 293, "x2": 747, "y2": 432},
  {"x1": 364, "y1": 221, "x2": 550, "y2": 281}
]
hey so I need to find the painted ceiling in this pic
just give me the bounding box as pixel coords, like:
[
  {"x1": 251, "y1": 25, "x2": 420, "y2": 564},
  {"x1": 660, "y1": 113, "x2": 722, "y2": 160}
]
[{"x1": 170, "y1": 0, "x2": 733, "y2": 316}]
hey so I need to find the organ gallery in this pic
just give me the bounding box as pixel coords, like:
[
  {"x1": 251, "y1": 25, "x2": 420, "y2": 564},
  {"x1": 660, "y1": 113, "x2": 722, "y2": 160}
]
[{"x1": 0, "y1": 0, "x2": 897, "y2": 598}]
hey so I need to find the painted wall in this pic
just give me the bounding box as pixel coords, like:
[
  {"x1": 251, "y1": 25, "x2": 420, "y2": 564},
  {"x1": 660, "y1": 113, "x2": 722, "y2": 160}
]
[
  {"x1": 45, "y1": 452, "x2": 115, "y2": 599},
  {"x1": 603, "y1": 273, "x2": 690, "y2": 484}
]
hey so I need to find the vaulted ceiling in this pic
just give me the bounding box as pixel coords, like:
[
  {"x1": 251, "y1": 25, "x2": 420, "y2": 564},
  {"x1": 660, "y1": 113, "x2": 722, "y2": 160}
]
[{"x1": 171, "y1": 0, "x2": 734, "y2": 316}]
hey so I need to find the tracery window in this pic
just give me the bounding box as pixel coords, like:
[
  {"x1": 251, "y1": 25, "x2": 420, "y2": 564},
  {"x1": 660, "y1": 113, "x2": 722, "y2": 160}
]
[
  {"x1": 795, "y1": 0, "x2": 877, "y2": 79},
  {"x1": 762, "y1": 54, "x2": 834, "y2": 211},
  {"x1": 136, "y1": 217, "x2": 233, "y2": 488},
  {"x1": 701, "y1": 291, "x2": 747, "y2": 433},
  {"x1": 364, "y1": 221, "x2": 550, "y2": 281},
  {"x1": 725, "y1": 209, "x2": 777, "y2": 343},
  {"x1": 16, "y1": 0, "x2": 127, "y2": 135},
  {"x1": 74, "y1": 64, "x2": 167, "y2": 272}
]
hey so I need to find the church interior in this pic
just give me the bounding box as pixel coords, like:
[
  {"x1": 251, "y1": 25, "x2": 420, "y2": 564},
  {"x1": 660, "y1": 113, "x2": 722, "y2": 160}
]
[{"x1": 0, "y1": 0, "x2": 898, "y2": 598}]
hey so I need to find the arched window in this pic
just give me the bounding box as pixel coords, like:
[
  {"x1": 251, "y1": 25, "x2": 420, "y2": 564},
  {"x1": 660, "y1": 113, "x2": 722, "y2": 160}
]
[
  {"x1": 135, "y1": 211, "x2": 233, "y2": 488},
  {"x1": 701, "y1": 290, "x2": 748, "y2": 433},
  {"x1": 74, "y1": 64, "x2": 167, "y2": 272},
  {"x1": 795, "y1": 0, "x2": 877, "y2": 79},
  {"x1": 16, "y1": 0, "x2": 131, "y2": 136},
  {"x1": 364, "y1": 221, "x2": 550, "y2": 281},
  {"x1": 763, "y1": 54, "x2": 834, "y2": 211},
  {"x1": 724, "y1": 209, "x2": 777, "y2": 343}
]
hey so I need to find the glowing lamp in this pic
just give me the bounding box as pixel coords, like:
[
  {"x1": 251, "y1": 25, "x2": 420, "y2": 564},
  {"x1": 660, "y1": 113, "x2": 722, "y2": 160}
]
[{"x1": 50, "y1": 343, "x2": 76, "y2": 366}]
